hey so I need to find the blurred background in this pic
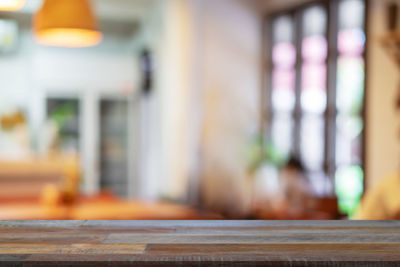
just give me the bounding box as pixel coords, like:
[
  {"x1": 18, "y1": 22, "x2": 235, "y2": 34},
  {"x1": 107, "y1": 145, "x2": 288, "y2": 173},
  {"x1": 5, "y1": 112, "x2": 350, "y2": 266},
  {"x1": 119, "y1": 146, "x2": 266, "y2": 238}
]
[{"x1": 0, "y1": 0, "x2": 399, "y2": 220}]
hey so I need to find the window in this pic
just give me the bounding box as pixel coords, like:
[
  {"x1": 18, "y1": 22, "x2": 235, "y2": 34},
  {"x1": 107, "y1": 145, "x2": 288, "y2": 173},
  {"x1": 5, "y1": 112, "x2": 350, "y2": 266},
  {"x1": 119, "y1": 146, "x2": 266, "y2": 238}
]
[
  {"x1": 266, "y1": 0, "x2": 366, "y2": 216},
  {"x1": 47, "y1": 97, "x2": 80, "y2": 154}
]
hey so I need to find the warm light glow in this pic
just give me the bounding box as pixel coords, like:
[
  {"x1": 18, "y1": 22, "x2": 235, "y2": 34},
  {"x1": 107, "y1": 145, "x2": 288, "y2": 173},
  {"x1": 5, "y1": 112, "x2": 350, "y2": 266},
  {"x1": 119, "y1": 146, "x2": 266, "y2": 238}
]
[
  {"x1": 35, "y1": 28, "x2": 103, "y2": 48},
  {"x1": 0, "y1": 0, "x2": 25, "y2": 11},
  {"x1": 33, "y1": 0, "x2": 102, "y2": 48}
]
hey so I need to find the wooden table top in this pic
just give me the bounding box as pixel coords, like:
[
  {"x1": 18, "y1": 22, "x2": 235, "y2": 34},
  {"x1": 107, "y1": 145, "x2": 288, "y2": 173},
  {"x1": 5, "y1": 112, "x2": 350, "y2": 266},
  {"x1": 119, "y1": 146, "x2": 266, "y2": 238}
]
[{"x1": 0, "y1": 220, "x2": 399, "y2": 266}]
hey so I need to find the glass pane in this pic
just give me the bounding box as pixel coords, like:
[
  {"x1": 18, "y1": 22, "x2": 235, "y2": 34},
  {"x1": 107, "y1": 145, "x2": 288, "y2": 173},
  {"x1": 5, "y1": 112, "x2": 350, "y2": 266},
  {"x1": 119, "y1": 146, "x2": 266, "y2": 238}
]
[
  {"x1": 338, "y1": 28, "x2": 365, "y2": 56},
  {"x1": 273, "y1": 15, "x2": 294, "y2": 44},
  {"x1": 301, "y1": 7, "x2": 327, "y2": 115},
  {"x1": 271, "y1": 114, "x2": 293, "y2": 159},
  {"x1": 47, "y1": 98, "x2": 80, "y2": 155},
  {"x1": 339, "y1": 0, "x2": 365, "y2": 30},
  {"x1": 336, "y1": 116, "x2": 363, "y2": 166},
  {"x1": 303, "y1": 6, "x2": 327, "y2": 37},
  {"x1": 273, "y1": 42, "x2": 296, "y2": 67},
  {"x1": 335, "y1": 165, "x2": 364, "y2": 216},
  {"x1": 301, "y1": 63, "x2": 327, "y2": 114},
  {"x1": 336, "y1": 0, "x2": 366, "y2": 218},
  {"x1": 272, "y1": 68, "x2": 296, "y2": 112},
  {"x1": 300, "y1": 115, "x2": 324, "y2": 171},
  {"x1": 100, "y1": 99, "x2": 129, "y2": 198},
  {"x1": 302, "y1": 35, "x2": 327, "y2": 62},
  {"x1": 336, "y1": 57, "x2": 365, "y2": 114},
  {"x1": 271, "y1": 16, "x2": 296, "y2": 113}
]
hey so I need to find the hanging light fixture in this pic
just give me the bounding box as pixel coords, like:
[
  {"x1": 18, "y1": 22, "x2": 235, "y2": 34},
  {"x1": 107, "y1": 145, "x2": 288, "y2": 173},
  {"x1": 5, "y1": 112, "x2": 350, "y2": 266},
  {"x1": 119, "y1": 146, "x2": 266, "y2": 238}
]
[
  {"x1": 0, "y1": 0, "x2": 26, "y2": 11},
  {"x1": 33, "y1": 0, "x2": 102, "y2": 48}
]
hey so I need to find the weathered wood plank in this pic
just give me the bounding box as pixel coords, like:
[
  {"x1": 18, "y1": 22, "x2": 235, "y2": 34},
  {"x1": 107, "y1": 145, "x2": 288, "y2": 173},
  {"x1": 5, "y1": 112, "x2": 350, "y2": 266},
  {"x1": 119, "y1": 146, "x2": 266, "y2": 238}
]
[
  {"x1": 146, "y1": 243, "x2": 400, "y2": 261},
  {"x1": 104, "y1": 232, "x2": 400, "y2": 244},
  {"x1": 0, "y1": 220, "x2": 399, "y2": 266},
  {"x1": 1, "y1": 220, "x2": 399, "y2": 228},
  {"x1": 0, "y1": 244, "x2": 146, "y2": 255},
  {"x1": 0, "y1": 232, "x2": 107, "y2": 244}
]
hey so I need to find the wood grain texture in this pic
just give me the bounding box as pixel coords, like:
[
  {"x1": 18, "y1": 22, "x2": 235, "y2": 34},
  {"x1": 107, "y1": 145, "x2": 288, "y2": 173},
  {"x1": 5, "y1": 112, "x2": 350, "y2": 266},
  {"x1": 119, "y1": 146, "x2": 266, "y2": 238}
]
[
  {"x1": 0, "y1": 244, "x2": 146, "y2": 254},
  {"x1": 0, "y1": 220, "x2": 399, "y2": 266}
]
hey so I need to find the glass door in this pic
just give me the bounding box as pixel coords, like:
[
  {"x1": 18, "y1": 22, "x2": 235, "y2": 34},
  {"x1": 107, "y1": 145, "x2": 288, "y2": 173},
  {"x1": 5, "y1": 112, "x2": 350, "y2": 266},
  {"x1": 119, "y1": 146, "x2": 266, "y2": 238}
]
[{"x1": 99, "y1": 99, "x2": 129, "y2": 198}]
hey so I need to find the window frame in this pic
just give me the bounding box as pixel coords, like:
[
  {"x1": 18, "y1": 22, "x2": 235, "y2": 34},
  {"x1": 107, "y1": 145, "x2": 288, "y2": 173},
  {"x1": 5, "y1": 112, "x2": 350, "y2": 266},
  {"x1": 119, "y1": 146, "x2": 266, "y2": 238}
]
[{"x1": 261, "y1": 0, "x2": 369, "y2": 196}]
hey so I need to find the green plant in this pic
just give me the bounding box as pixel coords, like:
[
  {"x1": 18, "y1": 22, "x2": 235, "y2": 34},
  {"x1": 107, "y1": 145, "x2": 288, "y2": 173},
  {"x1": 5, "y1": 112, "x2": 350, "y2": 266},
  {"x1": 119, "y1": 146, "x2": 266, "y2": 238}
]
[{"x1": 246, "y1": 135, "x2": 287, "y2": 175}]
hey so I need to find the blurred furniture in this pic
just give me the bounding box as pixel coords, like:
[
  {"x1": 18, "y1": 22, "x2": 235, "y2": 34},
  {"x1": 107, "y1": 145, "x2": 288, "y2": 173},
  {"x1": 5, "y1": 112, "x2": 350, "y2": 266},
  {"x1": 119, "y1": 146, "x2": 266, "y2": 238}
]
[
  {"x1": 256, "y1": 196, "x2": 343, "y2": 220},
  {"x1": 0, "y1": 154, "x2": 220, "y2": 220},
  {"x1": 0, "y1": 190, "x2": 222, "y2": 220},
  {"x1": 0, "y1": 221, "x2": 399, "y2": 265},
  {"x1": 71, "y1": 199, "x2": 221, "y2": 220},
  {"x1": 311, "y1": 196, "x2": 343, "y2": 219},
  {"x1": 0, "y1": 156, "x2": 80, "y2": 203}
]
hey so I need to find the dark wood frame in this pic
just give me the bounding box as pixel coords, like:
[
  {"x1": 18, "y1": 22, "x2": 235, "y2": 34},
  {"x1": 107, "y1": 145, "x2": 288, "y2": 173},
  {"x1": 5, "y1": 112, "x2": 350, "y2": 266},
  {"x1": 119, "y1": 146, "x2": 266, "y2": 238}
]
[{"x1": 261, "y1": 0, "x2": 369, "y2": 196}]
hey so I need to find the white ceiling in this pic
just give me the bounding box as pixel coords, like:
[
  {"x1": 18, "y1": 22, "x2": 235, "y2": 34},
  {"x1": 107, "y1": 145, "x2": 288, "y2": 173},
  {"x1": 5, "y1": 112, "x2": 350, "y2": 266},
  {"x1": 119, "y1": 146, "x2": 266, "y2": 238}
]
[{"x1": 19, "y1": 0, "x2": 157, "y2": 22}]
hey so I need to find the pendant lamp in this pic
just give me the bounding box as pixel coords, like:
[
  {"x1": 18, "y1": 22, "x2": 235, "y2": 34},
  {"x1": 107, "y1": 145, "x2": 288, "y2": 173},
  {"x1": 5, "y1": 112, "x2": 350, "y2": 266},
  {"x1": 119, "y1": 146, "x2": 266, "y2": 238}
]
[
  {"x1": 33, "y1": 0, "x2": 102, "y2": 48},
  {"x1": 0, "y1": 0, "x2": 25, "y2": 11}
]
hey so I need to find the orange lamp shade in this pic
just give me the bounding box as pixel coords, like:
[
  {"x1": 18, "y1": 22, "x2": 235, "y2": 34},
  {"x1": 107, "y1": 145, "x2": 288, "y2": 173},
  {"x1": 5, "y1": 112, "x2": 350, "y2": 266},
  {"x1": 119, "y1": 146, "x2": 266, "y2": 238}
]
[
  {"x1": 33, "y1": 0, "x2": 103, "y2": 48},
  {"x1": 0, "y1": 0, "x2": 25, "y2": 11}
]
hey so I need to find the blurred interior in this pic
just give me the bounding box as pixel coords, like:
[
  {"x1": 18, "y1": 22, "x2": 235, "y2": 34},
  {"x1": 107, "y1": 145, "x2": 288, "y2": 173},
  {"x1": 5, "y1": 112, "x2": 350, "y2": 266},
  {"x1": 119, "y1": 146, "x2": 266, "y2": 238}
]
[{"x1": 0, "y1": 0, "x2": 399, "y2": 220}]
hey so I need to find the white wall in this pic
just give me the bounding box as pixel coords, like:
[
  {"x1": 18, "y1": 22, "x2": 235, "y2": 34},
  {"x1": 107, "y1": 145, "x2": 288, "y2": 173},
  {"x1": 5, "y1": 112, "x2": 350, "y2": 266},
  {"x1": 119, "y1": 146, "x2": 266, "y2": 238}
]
[
  {"x1": 158, "y1": 0, "x2": 194, "y2": 200},
  {"x1": 129, "y1": 0, "x2": 167, "y2": 200},
  {"x1": 197, "y1": 0, "x2": 262, "y2": 215},
  {"x1": 0, "y1": 29, "x2": 34, "y2": 120},
  {"x1": 132, "y1": 0, "x2": 205, "y2": 202}
]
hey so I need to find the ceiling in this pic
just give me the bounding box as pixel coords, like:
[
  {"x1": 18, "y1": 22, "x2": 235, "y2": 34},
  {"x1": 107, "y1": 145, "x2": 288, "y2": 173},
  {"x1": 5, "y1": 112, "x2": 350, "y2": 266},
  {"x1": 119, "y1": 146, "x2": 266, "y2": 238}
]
[
  {"x1": 18, "y1": 0, "x2": 157, "y2": 22},
  {"x1": 260, "y1": 0, "x2": 313, "y2": 13},
  {"x1": 5, "y1": 0, "x2": 324, "y2": 24},
  {"x1": 13, "y1": 0, "x2": 320, "y2": 21}
]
